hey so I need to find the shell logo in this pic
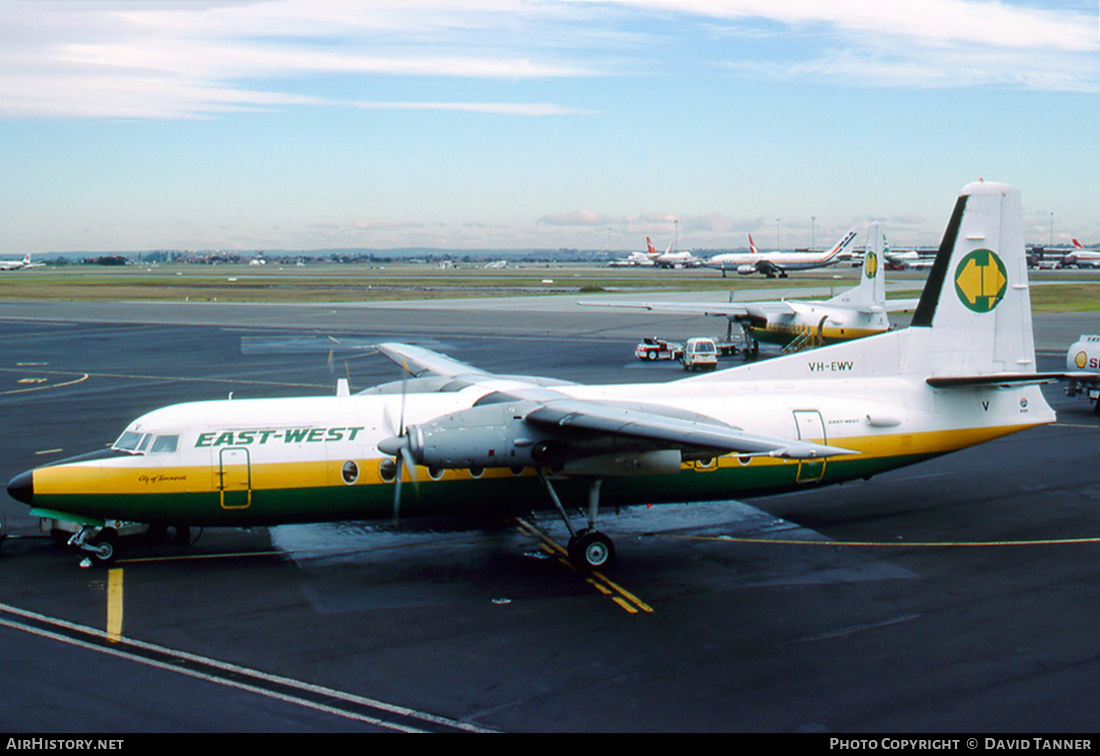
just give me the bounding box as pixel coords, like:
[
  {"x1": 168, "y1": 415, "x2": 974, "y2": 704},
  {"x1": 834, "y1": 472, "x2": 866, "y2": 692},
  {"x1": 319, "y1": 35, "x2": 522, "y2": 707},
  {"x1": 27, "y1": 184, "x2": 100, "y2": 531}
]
[{"x1": 1076, "y1": 350, "x2": 1089, "y2": 369}]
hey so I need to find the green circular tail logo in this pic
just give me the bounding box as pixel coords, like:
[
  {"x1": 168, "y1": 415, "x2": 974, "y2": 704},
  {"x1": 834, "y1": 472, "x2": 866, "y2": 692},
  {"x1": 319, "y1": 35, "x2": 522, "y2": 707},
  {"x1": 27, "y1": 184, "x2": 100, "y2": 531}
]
[
  {"x1": 954, "y1": 249, "x2": 1007, "y2": 313},
  {"x1": 863, "y1": 250, "x2": 878, "y2": 279}
]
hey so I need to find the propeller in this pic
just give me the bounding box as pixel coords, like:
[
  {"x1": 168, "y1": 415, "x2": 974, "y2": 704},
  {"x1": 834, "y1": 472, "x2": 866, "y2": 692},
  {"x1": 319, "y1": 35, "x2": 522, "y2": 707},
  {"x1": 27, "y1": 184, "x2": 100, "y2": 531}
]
[{"x1": 377, "y1": 365, "x2": 418, "y2": 526}]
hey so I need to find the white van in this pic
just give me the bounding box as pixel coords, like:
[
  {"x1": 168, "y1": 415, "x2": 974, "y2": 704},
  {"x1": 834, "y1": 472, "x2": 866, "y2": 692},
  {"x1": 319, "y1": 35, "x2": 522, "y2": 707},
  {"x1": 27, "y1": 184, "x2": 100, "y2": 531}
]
[{"x1": 681, "y1": 337, "x2": 718, "y2": 371}]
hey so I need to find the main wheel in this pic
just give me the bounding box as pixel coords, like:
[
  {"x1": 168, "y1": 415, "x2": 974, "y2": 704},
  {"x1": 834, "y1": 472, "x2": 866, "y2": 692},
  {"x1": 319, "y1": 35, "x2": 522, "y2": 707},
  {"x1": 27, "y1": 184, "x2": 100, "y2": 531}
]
[{"x1": 568, "y1": 529, "x2": 616, "y2": 572}]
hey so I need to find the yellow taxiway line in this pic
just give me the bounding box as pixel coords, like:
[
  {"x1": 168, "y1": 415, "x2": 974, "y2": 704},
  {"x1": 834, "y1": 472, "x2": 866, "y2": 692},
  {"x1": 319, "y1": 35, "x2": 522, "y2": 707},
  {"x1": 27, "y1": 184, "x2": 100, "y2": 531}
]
[
  {"x1": 107, "y1": 568, "x2": 123, "y2": 639},
  {"x1": 514, "y1": 518, "x2": 653, "y2": 615}
]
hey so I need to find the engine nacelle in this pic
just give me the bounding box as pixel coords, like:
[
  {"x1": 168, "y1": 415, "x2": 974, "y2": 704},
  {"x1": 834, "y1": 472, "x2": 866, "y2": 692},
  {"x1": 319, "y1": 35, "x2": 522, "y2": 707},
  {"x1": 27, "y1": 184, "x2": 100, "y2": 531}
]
[
  {"x1": 737, "y1": 264, "x2": 757, "y2": 276},
  {"x1": 562, "y1": 450, "x2": 682, "y2": 477},
  {"x1": 404, "y1": 401, "x2": 562, "y2": 469}
]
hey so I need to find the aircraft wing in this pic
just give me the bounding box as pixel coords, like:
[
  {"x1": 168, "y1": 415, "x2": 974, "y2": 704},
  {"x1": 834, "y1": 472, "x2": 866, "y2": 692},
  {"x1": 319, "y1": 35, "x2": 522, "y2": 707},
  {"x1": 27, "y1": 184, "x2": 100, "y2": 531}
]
[
  {"x1": 376, "y1": 342, "x2": 578, "y2": 389},
  {"x1": 525, "y1": 399, "x2": 856, "y2": 460},
  {"x1": 377, "y1": 342, "x2": 857, "y2": 461},
  {"x1": 376, "y1": 342, "x2": 490, "y2": 379},
  {"x1": 577, "y1": 300, "x2": 798, "y2": 318},
  {"x1": 578, "y1": 300, "x2": 752, "y2": 317}
]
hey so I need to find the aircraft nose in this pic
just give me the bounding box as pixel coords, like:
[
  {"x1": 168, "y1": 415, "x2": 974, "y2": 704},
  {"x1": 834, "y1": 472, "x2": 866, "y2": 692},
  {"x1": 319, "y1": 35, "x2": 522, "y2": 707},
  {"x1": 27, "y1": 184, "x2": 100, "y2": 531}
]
[{"x1": 6, "y1": 470, "x2": 33, "y2": 505}]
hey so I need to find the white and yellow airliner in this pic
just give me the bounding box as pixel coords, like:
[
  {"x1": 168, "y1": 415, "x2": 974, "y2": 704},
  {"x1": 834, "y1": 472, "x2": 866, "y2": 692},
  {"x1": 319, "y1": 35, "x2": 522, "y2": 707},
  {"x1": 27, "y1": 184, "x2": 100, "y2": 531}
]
[{"x1": 6, "y1": 181, "x2": 1059, "y2": 570}]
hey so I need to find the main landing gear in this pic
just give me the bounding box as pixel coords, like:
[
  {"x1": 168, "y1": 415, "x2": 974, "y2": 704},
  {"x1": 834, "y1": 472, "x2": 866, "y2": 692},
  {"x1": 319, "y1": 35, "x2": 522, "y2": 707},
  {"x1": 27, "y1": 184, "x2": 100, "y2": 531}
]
[{"x1": 537, "y1": 471, "x2": 616, "y2": 572}]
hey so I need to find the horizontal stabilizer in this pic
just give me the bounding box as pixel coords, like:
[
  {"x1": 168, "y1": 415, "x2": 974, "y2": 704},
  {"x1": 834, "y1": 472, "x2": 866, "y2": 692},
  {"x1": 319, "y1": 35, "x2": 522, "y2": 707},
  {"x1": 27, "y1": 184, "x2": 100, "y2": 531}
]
[
  {"x1": 926, "y1": 372, "x2": 1064, "y2": 388},
  {"x1": 1061, "y1": 371, "x2": 1100, "y2": 386},
  {"x1": 884, "y1": 298, "x2": 920, "y2": 312}
]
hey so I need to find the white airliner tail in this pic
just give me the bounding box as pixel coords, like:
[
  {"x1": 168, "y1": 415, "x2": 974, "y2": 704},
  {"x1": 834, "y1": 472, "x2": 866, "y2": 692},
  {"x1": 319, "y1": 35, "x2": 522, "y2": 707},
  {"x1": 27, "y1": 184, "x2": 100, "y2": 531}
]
[
  {"x1": 902, "y1": 179, "x2": 1035, "y2": 379},
  {"x1": 824, "y1": 222, "x2": 884, "y2": 311},
  {"x1": 815, "y1": 226, "x2": 860, "y2": 267},
  {"x1": 692, "y1": 181, "x2": 1043, "y2": 386}
]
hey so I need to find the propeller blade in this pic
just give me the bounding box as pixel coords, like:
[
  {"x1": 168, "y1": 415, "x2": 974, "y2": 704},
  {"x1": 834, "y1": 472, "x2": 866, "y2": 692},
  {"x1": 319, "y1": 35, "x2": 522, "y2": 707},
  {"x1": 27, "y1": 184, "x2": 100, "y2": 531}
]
[
  {"x1": 398, "y1": 371, "x2": 408, "y2": 435},
  {"x1": 393, "y1": 444, "x2": 420, "y2": 526},
  {"x1": 393, "y1": 458, "x2": 403, "y2": 526}
]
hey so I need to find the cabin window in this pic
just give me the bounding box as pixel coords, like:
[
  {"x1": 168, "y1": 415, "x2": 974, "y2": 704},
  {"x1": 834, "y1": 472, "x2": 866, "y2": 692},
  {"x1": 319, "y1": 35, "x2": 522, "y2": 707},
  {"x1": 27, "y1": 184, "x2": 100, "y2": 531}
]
[
  {"x1": 150, "y1": 435, "x2": 179, "y2": 454},
  {"x1": 379, "y1": 458, "x2": 397, "y2": 483}
]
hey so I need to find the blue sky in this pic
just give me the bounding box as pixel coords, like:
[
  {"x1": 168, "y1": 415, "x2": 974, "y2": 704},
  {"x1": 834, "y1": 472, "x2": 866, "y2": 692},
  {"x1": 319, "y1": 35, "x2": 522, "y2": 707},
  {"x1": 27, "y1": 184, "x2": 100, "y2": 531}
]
[{"x1": 2, "y1": 0, "x2": 1098, "y2": 253}]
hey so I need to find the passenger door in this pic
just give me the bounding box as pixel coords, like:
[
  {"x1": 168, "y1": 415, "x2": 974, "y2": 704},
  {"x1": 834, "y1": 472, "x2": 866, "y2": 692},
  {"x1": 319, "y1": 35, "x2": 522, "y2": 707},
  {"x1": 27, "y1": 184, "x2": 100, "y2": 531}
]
[
  {"x1": 218, "y1": 448, "x2": 252, "y2": 509},
  {"x1": 792, "y1": 410, "x2": 827, "y2": 484}
]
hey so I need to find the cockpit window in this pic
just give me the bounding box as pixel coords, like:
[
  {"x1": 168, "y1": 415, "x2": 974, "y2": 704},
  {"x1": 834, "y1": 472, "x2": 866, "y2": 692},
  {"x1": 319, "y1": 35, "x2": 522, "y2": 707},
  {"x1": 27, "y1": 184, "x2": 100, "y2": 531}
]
[
  {"x1": 150, "y1": 435, "x2": 179, "y2": 454},
  {"x1": 114, "y1": 431, "x2": 145, "y2": 452},
  {"x1": 114, "y1": 431, "x2": 178, "y2": 455}
]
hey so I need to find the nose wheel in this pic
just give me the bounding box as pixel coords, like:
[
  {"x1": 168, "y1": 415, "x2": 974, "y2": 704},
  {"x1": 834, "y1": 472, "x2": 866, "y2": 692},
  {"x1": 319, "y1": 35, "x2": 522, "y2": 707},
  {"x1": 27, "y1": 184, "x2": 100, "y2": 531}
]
[{"x1": 70, "y1": 525, "x2": 119, "y2": 567}]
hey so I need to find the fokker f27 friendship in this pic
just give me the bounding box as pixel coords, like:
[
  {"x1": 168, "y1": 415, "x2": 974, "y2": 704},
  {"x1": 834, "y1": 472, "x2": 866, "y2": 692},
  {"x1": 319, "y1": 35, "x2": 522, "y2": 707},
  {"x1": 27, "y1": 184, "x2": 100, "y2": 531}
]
[{"x1": 7, "y1": 181, "x2": 1062, "y2": 571}]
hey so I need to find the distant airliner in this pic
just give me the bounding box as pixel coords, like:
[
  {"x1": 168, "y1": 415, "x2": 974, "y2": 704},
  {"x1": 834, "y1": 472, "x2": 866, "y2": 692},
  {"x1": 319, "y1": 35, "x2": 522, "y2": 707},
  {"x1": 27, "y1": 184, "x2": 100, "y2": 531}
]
[
  {"x1": 0, "y1": 253, "x2": 43, "y2": 271},
  {"x1": 706, "y1": 228, "x2": 859, "y2": 277},
  {"x1": 1065, "y1": 239, "x2": 1100, "y2": 268}
]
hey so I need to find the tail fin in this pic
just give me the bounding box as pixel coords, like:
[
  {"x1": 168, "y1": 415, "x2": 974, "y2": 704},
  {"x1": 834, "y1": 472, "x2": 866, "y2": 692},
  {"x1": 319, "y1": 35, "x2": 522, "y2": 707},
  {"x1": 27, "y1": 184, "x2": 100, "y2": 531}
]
[
  {"x1": 1073, "y1": 238, "x2": 1083, "y2": 249},
  {"x1": 748, "y1": 234, "x2": 758, "y2": 255},
  {"x1": 826, "y1": 222, "x2": 884, "y2": 310},
  {"x1": 817, "y1": 226, "x2": 860, "y2": 265},
  {"x1": 690, "y1": 181, "x2": 1048, "y2": 397},
  {"x1": 906, "y1": 180, "x2": 1035, "y2": 377},
  {"x1": 646, "y1": 237, "x2": 657, "y2": 255}
]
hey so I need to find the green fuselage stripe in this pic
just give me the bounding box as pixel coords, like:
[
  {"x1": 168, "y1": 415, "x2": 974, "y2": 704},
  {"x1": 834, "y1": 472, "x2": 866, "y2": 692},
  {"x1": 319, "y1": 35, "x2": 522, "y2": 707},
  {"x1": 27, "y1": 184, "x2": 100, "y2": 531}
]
[{"x1": 31, "y1": 452, "x2": 936, "y2": 527}]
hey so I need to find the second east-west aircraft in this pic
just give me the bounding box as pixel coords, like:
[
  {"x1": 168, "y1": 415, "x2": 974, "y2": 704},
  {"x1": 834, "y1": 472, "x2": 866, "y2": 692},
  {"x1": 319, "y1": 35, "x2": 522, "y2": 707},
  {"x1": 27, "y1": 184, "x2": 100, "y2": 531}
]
[{"x1": 581, "y1": 222, "x2": 918, "y2": 354}]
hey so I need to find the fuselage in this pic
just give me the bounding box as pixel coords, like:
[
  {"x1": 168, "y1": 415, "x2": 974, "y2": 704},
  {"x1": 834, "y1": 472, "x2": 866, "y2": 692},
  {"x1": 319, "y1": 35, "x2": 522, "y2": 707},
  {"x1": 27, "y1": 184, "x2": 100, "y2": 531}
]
[
  {"x1": 744, "y1": 301, "x2": 890, "y2": 347},
  {"x1": 11, "y1": 344, "x2": 1053, "y2": 529}
]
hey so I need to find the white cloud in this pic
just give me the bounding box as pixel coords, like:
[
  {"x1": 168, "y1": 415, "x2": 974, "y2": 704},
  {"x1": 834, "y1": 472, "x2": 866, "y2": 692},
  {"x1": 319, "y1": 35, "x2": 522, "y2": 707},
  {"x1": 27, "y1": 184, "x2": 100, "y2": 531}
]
[
  {"x1": 4, "y1": 0, "x2": 1095, "y2": 120},
  {"x1": 617, "y1": 0, "x2": 1096, "y2": 51},
  {"x1": 538, "y1": 209, "x2": 618, "y2": 226},
  {"x1": 614, "y1": 0, "x2": 1100, "y2": 91},
  {"x1": 0, "y1": 0, "x2": 596, "y2": 119}
]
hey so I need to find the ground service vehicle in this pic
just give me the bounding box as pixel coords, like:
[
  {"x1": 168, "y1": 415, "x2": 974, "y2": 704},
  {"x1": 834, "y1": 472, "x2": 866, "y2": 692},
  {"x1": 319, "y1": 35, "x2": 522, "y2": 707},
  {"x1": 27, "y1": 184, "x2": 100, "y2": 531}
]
[
  {"x1": 680, "y1": 337, "x2": 718, "y2": 371},
  {"x1": 1066, "y1": 335, "x2": 1100, "y2": 412},
  {"x1": 635, "y1": 337, "x2": 682, "y2": 361}
]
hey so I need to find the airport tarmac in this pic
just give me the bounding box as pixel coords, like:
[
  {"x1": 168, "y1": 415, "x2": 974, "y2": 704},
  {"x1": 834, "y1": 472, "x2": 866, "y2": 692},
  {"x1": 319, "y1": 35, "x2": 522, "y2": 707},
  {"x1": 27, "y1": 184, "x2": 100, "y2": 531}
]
[{"x1": 0, "y1": 297, "x2": 1098, "y2": 733}]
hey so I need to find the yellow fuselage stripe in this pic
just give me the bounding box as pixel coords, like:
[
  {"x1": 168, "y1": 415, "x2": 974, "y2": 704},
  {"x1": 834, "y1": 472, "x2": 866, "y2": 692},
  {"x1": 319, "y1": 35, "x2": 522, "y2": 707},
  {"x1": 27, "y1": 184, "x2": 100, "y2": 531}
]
[{"x1": 33, "y1": 423, "x2": 1038, "y2": 497}]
